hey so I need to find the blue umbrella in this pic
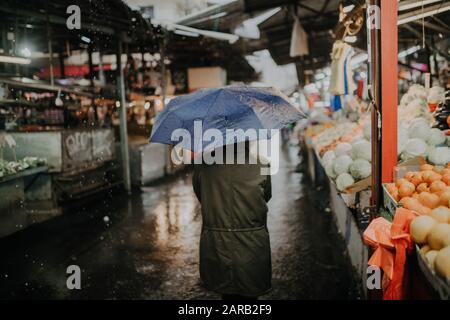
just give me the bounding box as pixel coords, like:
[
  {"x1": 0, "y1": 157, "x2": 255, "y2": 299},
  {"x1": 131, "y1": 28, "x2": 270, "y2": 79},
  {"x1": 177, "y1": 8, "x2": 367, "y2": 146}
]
[{"x1": 150, "y1": 85, "x2": 305, "y2": 152}]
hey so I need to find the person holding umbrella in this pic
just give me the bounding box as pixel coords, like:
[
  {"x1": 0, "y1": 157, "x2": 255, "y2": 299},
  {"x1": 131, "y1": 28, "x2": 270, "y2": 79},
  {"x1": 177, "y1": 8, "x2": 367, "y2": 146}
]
[
  {"x1": 150, "y1": 85, "x2": 304, "y2": 299},
  {"x1": 191, "y1": 140, "x2": 272, "y2": 300}
]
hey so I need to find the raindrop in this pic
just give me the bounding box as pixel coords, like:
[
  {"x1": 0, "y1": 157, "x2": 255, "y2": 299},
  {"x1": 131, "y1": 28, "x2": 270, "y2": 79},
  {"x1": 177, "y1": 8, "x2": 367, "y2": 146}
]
[
  {"x1": 103, "y1": 216, "x2": 110, "y2": 223},
  {"x1": 4, "y1": 274, "x2": 8, "y2": 278}
]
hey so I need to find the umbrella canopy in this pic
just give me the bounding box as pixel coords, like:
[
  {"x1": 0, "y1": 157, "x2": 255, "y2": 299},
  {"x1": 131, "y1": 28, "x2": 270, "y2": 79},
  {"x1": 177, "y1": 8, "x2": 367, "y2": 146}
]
[{"x1": 150, "y1": 85, "x2": 305, "y2": 152}]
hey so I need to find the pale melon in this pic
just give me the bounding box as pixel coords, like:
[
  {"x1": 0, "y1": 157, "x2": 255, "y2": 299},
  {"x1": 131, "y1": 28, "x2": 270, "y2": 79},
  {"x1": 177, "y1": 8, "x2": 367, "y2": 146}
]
[
  {"x1": 410, "y1": 216, "x2": 437, "y2": 244},
  {"x1": 427, "y1": 223, "x2": 450, "y2": 250},
  {"x1": 431, "y1": 207, "x2": 450, "y2": 223},
  {"x1": 435, "y1": 246, "x2": 450, "y2": 279}
]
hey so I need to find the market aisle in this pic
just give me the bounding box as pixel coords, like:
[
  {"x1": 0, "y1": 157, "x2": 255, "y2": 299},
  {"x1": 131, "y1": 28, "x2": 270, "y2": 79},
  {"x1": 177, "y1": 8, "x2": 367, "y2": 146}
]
[{"x1": 0, "y1": 144, "x2": 359, "y2": 300}]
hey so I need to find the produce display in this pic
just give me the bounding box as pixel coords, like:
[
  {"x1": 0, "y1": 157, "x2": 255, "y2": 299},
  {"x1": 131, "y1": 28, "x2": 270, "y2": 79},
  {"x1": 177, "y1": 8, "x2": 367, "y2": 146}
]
[
  {"x1": 398, "y1": 86, "x2": 449, "y2": 165},
  {"x1": 386, "y1": 164, "x2": 450, "y2": 212},
  {"x1": 384, "y1": 163, "x2": 450, "y2": 281},
  {"x1": 398, "y1": 85, "x2": 440, "y2": 123},
  {"x1": 399, "y1": 118, "x2": 450, "y2": 164},
  {"x1": 308, "y1": 85, "x2": 449, "y2": 194},
  {"x1": 411, "y1": 213, "x2": 450, "y2": 281},
  {"x1": 313, "y1": 121, "x2": 361, "y2": 156},
  {"x1": 301, "y1": 81, "x2": 450, "y2": 295},
  {"x1": 319, "y1": 84, "x2": 448, "y2": 193},
  {"x1": 0, "y1": 157, "x2": 47, "y2": 178},
  {"x1": 433, "y1": 90, "x2": 450, "y2": 131},
  {"x1": 318, "y1": 119, "x2": 371, "y2": 192},
  {"x1": 361, "y1": 85, "x2": 449, "y2": 164},
  {"x1": 304, "y1": 122, "x2": 336, "y2": 140}
]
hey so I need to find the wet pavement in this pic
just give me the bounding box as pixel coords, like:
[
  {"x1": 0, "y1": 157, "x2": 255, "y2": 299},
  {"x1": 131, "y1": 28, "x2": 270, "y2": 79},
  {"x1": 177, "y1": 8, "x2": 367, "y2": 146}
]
[{"x1": 0, "y1": 144, "x2": 360, "y2": 300}]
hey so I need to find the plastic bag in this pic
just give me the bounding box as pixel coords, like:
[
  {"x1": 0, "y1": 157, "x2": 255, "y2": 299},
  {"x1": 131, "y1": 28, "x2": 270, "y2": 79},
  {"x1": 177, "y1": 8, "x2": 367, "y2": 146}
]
[
  {"x1": 383, "y1": 208, "x2": 416, "y2": 300},
  {"x1": 363, "y1": 208, "x2": 416, "y2": 300},
  {"x1": 363, "y1": 217, "x2": 395, "y2": 280}
]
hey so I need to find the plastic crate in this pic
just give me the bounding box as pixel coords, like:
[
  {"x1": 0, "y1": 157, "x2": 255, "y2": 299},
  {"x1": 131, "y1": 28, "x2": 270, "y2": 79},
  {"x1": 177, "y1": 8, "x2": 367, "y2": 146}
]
[
  {"x1": 416, "y1": 245, "x2": 450, "y2": 300},
  {"x1": 382, "y1": 183, "x2": 401, "y2": 215}
]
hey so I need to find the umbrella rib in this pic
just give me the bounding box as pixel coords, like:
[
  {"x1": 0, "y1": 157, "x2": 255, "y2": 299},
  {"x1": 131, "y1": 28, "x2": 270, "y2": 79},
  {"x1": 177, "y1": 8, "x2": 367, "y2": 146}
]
[
  {"x1": 227, "y1": 91, "x2": 264, "y2": 126},
  {"x1": 203, "y1": 89, "x2": 224, "y2": 128}
]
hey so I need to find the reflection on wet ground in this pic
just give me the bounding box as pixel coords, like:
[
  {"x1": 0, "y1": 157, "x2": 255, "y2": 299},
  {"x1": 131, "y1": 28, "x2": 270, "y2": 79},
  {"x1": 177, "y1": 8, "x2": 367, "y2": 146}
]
[{"x1": 0, "y1": 145, "x2": 359, "y2": 299}]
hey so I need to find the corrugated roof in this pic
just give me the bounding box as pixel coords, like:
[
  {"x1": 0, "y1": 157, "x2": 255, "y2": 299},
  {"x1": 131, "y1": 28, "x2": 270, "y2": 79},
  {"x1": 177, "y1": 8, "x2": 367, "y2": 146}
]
[{"x1": 0, "y1": 0, "x2": 159, "y2": 54}]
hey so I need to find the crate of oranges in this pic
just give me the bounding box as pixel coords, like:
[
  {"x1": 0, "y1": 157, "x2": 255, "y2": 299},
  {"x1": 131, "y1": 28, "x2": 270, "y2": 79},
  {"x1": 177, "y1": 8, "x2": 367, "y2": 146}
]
[{"x1": 384, "y1": 160, "x2": 450, "y2": 218}]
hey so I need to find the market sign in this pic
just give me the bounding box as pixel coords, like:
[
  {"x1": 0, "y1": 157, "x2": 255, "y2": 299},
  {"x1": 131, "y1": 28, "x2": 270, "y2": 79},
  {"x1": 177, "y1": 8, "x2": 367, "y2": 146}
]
[{"x1": 62, "y1": 129, "x2": 115, "y2": 171}]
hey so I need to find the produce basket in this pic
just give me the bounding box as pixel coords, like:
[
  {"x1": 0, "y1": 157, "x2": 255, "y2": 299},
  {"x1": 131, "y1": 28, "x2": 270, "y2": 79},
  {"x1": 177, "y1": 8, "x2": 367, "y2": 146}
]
[
  {"x1": 415, "y1": 245, "x2": 450, "y2": 300},
  {"x1": 382, "y1": 183, "x2": 401, "y2": 215},
  {"x1": 382, "y1": 157, "x2": 426, "y2": 215}
]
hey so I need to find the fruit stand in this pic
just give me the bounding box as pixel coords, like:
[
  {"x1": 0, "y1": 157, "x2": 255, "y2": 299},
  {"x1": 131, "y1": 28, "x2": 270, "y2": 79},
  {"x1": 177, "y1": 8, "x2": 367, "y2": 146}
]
[{"x1": 297, "y1": 0, "x2": 450, "y2": 299}]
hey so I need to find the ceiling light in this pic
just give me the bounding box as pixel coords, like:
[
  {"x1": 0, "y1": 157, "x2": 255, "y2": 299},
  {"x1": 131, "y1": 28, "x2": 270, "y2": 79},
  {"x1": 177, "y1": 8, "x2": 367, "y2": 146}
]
[{"x1": 20, "y1": 48, "x2": 31, "y2": 58}]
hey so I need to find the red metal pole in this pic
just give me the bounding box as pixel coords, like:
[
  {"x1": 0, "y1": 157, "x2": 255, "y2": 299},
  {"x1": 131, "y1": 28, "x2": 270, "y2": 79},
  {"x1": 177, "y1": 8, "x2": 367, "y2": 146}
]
[
  {"x1": 368, "y1": 0, "x2": 398, "y2": 209},
  {"x1": 380, "y1": 0, "x2": 398, "y2": 183},
  {"x1": 368, "y1": 0, "x2": 382, "y2": 209}
]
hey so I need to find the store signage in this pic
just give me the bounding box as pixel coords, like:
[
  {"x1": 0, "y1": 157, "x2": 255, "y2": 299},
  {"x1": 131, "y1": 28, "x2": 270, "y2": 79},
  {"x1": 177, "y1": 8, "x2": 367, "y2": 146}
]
[
  {"x1": 65, "y1": 131, "x2": 91, "y2": 160},
  {"x1": 66, "y1": 5, "x2": 81, "y2": 30},
  {"x1": 366, "y1": 5, "x2": 381, "y2": 30},
  {"x1": 61, "y1": 129, "x2": 115, "y2": 171},
  {"x1": 63, "y1": 131, "x2": 93, "y2": 171}
]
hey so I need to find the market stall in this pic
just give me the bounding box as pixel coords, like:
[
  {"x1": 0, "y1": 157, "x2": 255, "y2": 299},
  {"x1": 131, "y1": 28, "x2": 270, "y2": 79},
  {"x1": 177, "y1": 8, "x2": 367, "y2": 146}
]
[
  {"x1": 0, "y1": 159, "x2": 48, "y2": 237},
  {"x1": 0, "y1": 78, "x2": 120, "y2": 216},
  {"x1": 296, "y1": 0, "x2": 450, "y2": 300},
  {"x1": 0, "y1": 112, "x2": 48, "y2": 236}
]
